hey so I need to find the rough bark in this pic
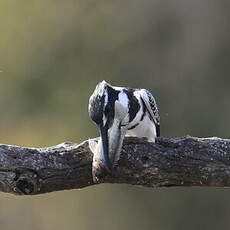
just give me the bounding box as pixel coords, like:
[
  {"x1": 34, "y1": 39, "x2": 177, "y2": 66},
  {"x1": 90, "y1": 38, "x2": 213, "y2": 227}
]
[{"x1": 0, "y1": 136, "x2": 230, "y2": 195}]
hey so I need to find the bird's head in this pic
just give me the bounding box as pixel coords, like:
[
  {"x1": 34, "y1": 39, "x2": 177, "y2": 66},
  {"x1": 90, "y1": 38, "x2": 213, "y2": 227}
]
[{"x1": 89, "y1": 80, "x2": 127, "y2": 173}]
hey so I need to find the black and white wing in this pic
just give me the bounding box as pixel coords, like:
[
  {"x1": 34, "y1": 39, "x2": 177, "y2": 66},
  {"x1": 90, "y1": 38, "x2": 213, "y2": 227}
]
[{"x1": 139, "y1": 89, "x2": 160, "y2": 136}]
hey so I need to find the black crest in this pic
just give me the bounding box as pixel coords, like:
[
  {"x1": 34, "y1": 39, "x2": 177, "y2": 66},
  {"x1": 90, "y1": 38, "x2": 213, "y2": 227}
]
[
  {"x1": 88, "y1": 81, "x2": 108, "y2": 125},
  {"x1": 89, "y1": 93, "x2": 105, "y2": 125}
]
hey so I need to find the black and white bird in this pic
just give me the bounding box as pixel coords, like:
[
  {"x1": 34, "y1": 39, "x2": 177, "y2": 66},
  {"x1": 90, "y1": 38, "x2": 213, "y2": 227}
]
[{"x1": 88, "y1": 80, "x2": 160, "y2": 181}]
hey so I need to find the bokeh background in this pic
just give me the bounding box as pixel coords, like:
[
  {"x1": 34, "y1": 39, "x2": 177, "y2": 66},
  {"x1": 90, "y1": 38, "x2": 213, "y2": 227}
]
[{"x1": 0, "y1": 0, "x2": 230, "y2": 229}]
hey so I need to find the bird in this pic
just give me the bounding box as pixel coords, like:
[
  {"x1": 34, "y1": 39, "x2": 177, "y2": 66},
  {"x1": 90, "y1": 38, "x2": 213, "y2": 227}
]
[{"x1": 88, "y1": 80, "x2": 160, "y2": 181}]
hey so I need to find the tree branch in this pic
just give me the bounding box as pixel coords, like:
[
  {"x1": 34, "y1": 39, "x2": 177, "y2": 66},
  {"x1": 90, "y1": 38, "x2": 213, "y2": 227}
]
[{"x1": 0, "y1": 136, "x2": 230, "y2": 195}]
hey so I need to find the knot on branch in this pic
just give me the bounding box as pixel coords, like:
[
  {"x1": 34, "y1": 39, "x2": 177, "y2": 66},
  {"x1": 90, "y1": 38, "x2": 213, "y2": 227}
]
[{"x1": 14, "y1": 170, "x2": 40, "y2": 195}]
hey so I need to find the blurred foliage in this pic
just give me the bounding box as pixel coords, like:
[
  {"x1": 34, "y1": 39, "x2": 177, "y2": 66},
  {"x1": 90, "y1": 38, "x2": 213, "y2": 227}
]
[{"x1": 0, "y1": 0, "x2": 230, "y2": 229}]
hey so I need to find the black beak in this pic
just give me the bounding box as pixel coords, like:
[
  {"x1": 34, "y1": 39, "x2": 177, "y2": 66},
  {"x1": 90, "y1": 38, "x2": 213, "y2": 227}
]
[{"x1": 100, "y1": 124, "x2": 111, "y2": 172}]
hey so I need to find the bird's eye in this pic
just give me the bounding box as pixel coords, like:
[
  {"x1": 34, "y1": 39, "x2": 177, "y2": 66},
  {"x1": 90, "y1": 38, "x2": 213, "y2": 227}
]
[
  {"x1": 104, "y1": 104, "x2": 112, "y2": 116},
  {"x1": 104, "y1": 104, "x2": 114, "y2": 128}
]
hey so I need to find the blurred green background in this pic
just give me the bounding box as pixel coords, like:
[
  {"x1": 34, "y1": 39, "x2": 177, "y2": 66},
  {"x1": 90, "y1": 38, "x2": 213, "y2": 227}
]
[{"x1": 0, "y1": 0, "x2": 230, "y2": 229}]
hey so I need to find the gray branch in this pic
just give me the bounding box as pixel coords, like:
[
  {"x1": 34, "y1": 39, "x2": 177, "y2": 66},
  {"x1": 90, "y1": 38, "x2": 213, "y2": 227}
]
[{"x1": 0, "y1": 136, "x2": 230, "y2": 195}]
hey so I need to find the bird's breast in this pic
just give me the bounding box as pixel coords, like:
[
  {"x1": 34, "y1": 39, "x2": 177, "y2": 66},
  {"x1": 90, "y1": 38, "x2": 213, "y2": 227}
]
[
  {"x1": 126, "y1": 107, "x2": 143, "y2": 129},
  {"x1": 126, "y1": 93, "x2": 143, "y2": 128}
]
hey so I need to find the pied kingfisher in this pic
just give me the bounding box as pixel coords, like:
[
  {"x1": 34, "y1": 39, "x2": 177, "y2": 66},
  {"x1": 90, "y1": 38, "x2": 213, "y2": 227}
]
[{"x1": 88, "y1": 80, "x2": 160, "y2": 181}]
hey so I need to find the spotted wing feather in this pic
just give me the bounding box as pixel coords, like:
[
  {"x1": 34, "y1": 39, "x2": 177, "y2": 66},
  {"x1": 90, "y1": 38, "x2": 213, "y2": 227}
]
[{"x1": 139, "y1": 89, "x2": 160, "y2": 136}]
